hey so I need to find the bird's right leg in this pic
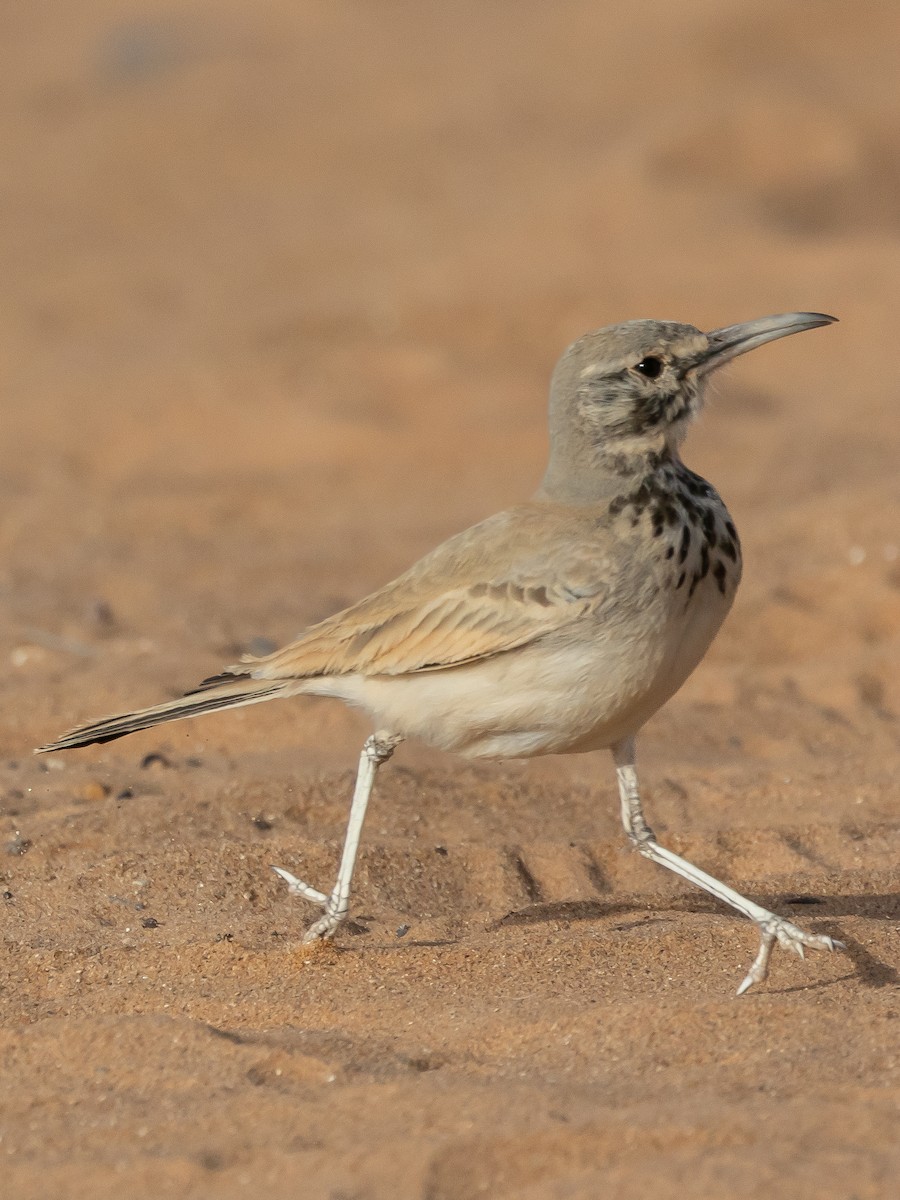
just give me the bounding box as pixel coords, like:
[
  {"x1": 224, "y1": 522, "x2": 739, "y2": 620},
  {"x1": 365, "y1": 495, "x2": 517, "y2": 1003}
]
[
  {"x1": 611, "y1": 737, "x2": 843, "y2": 994},
  {"x1": 273, "y1": 731, "x2": 402, "y2": 943}
]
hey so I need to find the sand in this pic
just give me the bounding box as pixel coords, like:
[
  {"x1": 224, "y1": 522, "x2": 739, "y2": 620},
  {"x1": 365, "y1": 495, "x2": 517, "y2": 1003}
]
[{"x1": 1, "y1": 2, "x2": 898, "y2": 1197}]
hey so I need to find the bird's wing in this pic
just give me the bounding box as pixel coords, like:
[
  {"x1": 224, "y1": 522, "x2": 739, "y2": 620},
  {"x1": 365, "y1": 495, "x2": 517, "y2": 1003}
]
[{"x1": 233, "y1": 505, "x2": 608, "y2": 681}]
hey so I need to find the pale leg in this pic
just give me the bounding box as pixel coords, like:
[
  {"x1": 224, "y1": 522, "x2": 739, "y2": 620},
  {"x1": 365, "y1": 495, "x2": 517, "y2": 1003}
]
[
  {"x1": 611, "y1": 737, "x2": 844, "y2": 994},
  {"x1": 273, "y1": 731, "x2": 403, "y2": 943}
]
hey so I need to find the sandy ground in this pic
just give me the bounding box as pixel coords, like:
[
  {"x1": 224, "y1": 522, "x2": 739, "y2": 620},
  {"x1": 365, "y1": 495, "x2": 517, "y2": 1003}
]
[{"x1": 1, "y1": 2, "x2": 899, "y2": 1197}]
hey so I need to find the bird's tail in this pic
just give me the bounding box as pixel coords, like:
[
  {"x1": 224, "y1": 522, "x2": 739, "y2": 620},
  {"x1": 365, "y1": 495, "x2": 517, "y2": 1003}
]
[{"x1": 35, "y1": 670, "x2": 290, "y2": 753}]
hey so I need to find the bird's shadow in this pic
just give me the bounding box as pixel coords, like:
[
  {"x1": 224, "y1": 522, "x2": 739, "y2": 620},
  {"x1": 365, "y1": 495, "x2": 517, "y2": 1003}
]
[{"x1": 489, "y1": 893, "x2": 899, "y2": 990}]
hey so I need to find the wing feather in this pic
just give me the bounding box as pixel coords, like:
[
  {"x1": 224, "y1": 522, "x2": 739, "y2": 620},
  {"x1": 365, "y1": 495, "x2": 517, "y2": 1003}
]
[{"x1": 244, "y1": 504, "x2": 608, "y2": 681}]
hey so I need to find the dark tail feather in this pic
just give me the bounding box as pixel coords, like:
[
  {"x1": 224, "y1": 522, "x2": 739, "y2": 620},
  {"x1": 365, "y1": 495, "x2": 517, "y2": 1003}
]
[
  {"x1": 185, "y1": 669, "x2": 254, "y2": 694},
  {"x1": 35, "y1": 674, "x2": 288, "y2": 753}
]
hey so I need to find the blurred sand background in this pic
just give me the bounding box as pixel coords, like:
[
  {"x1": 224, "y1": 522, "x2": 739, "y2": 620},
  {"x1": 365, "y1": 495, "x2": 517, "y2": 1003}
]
[{"x1": 1, "y1": 2, "x2": 899, "y2": 1197}]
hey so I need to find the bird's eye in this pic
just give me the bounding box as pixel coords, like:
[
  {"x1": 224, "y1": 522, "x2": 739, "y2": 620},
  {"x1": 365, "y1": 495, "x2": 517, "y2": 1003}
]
[{"x1": 634, "y1": 356, "x2": 663, "y2": 379}]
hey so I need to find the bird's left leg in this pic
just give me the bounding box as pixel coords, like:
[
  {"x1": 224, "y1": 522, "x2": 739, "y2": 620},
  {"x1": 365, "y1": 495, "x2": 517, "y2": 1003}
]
[
  {"x1": 273, "y1": 730, "x2": 403, "y2": 943},
  {"x1": 611, "y1": 737, "x2": 843, "y2": 994}
]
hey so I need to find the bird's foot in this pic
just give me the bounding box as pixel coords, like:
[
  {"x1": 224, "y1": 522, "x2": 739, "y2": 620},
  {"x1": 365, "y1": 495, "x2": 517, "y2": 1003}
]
[
  {"x1": 737, "y1": 914, "x2": 845, "y2": 996},
  {"x1": 271, "y1": 866, "x2": 347, "y2": 943}
]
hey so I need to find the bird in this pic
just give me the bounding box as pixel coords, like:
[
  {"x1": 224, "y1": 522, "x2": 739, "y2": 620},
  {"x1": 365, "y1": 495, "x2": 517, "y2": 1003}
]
[{"x1": 37, "y1": 311, "x2": 843, "y2": 995}]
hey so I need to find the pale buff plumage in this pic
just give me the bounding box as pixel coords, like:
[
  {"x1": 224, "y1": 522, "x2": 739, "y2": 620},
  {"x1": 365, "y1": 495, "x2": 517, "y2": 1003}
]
[{"x1": 38, "y1": 311, "x2": 843, "y2": 994}]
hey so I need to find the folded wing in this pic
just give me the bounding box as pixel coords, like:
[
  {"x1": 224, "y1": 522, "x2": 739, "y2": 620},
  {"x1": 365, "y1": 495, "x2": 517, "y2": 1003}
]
[{"x1": 241, "y1": 506, "x2": 607, "y2": 681}]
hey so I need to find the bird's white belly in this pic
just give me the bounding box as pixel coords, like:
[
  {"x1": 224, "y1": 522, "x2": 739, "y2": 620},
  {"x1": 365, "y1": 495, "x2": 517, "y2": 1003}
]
[{"x1": 306, "y1": 576, "x2": 732, "y2": 759}]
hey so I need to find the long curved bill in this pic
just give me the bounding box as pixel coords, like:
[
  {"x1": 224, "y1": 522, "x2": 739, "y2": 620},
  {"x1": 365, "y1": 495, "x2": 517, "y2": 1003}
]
[{"x1": 699, "y1": 312, "x2": 837, "y2": 374}]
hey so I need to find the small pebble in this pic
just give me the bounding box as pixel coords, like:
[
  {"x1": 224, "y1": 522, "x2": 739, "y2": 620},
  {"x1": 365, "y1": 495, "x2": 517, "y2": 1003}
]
[
  {"x1": 11, "y1": 645, "x2": 46, "y2": 668},
  {"x1": 88, "y1": 599, "x2": 116, "y2": 630},
  {"x1": 76, "y1": 780, "x2": 111, "y2": 802}
]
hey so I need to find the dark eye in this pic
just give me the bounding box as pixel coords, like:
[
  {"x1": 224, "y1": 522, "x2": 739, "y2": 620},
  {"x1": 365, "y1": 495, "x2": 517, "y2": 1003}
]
[{"x1": 634, "y1": 356, "x2": 663, "y2": 379}]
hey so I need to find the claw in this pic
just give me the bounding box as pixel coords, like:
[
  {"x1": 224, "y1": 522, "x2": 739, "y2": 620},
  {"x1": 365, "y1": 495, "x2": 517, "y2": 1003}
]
[
  {"x1": 736, "y1": 972, "x2": 755, "y2": 998},
  {"x1": 271, "y1": 865, "x2": 327, "y2": 906},
  {"x1": 736, "y1": 916, "x2": 844, "y2": 995},
  {"x1": 272, "y1": 865, "x2": 348, "y2": 943},
  {"x1": 301, "y1": 913, "x2": 343, "y2": 944}
]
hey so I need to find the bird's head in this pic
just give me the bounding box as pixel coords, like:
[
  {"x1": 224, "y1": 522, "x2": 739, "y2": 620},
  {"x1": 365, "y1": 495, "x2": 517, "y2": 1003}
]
[{"x1": 540, "y1": 312, "x2": 836, "y2": 502}]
